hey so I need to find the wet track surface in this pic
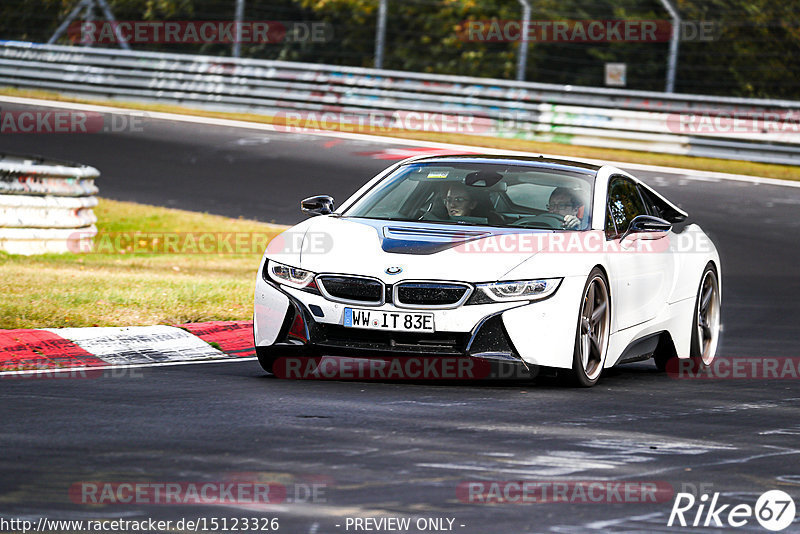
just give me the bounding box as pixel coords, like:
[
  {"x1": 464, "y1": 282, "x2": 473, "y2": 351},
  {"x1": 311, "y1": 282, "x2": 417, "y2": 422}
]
[{"x1": 2, "y1": 103, "x2": 800, "y2": 532}]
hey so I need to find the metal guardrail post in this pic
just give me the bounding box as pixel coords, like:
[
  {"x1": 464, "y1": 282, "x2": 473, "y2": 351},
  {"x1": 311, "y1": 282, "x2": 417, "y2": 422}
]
[
  {"x1": 374, "y1": 0, "x2": 388, "y2": 69},
  {"x1": 233, "y1": 0, "x2": 246, "y2": 58},
  {"x1": 516, "y1": 0, "x2": 531, "y2": 82},
  {"x1": 658, "y1": 0, "x2": 680, "y2": 93}
]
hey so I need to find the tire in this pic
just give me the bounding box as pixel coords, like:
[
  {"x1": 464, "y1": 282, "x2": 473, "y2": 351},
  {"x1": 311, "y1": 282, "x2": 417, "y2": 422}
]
[
  {"x1": 256, "y1": 346, "x2": 280, "y2": 374},
  {"x1": 690, "y1": 264, "x2": 721, "y2": 367},
  {"x1": 563, "y1": 267, "x2": 611, "y2": 387}
]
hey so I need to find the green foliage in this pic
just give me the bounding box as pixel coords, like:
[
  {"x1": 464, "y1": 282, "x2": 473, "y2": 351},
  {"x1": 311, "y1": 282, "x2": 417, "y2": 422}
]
[{"x1": 1, "y1": 0, "x2": 798, "y2": 97}]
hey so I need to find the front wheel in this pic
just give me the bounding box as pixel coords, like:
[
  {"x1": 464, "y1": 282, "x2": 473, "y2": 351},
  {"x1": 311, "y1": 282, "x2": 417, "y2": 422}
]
[
  {"x1": 564, "y1": 268, "x2": 611, "y2": 387},
  {"x1": 691, "y1": 264, "x2": 721, "y2": 366}
]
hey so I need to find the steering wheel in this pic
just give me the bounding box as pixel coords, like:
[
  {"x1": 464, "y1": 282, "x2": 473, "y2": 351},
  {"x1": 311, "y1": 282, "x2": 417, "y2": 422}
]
[
  {"x1": 509, "y1": 213, "x2": 565, "y2": 228},
  {"x1": 417, "y1": 200, "x2": 434, "y2": 220}
]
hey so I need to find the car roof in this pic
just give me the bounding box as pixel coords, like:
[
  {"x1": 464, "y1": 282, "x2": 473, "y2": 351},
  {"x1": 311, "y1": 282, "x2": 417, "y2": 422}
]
[{"x1": 401, "y1": 154, "x2": 601, "y2": 174}]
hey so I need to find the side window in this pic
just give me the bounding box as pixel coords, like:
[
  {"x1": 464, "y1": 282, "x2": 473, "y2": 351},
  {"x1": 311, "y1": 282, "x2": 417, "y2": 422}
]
[
  {"x1": 606, "y1": 176, "x2": 646, "y2": 237},
  {"x1": 605, "y1": 203, "x2": 618, "y2": 239}
]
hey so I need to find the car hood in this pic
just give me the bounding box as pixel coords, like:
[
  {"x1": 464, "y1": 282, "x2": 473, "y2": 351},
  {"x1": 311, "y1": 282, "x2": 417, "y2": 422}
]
[{"x1": 265, "y1": 216, "x2": 549, "y2": 283}]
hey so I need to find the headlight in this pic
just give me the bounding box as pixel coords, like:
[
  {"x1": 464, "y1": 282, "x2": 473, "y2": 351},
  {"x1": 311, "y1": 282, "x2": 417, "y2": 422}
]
[
  {"x1": 266, "y1": 260, "x2": 317, "y2": 289},
  {"x1": 475, "y1": 278, "x2": 562, "y2": 302}
]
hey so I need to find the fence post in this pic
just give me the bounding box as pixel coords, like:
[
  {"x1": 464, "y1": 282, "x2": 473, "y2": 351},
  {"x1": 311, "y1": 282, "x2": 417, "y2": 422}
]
[
  {"x1": 374, "y1": 0, "x2": 388, "y2": 69},
  {"x1": 233, "y1": 0, "x2": 246, "y2": 58},
  {"x1": 516, "y1": 0, "x2": 531, "y2": 81},
  {"x1": 658, "y1": 0, "x2": 680, "y2": 93}
]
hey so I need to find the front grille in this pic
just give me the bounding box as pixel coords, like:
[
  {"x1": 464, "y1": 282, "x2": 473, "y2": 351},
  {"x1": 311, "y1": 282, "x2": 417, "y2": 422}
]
[
  {"x1": 394, "y1": 282, "x2": 471, "y2": 308},
  {"x1": 317, "y1": 275, "x2": 383, "y2": 305},
  {"x1": 316, "y1": 324, "x2": 468, "y2": 355}
]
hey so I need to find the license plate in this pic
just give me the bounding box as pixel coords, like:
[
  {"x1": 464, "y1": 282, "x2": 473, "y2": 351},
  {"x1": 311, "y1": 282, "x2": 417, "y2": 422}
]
[{"x1": 343, "y1": 308, "x2": 435, "y2": 332}]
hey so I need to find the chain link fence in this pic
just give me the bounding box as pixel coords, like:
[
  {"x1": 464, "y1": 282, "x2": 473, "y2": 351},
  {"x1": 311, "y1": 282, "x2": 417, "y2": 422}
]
[{"x1": 1, "y1": 0, "x2": 799, "y2": 99}]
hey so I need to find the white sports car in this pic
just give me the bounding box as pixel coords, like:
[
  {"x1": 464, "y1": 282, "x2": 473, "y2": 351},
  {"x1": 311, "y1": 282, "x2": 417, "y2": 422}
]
[{"x1": 254, "y1": 155, "x2": 721, "y2": 386}]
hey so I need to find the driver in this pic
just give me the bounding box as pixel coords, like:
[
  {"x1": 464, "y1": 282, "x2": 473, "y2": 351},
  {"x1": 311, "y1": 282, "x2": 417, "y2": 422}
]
[
  {"x1": 444, "y1": 184, "x2": 478, "y2": 217},
  {"x1": 547, "y1": 187, "x2": 585, "y2": 229}
]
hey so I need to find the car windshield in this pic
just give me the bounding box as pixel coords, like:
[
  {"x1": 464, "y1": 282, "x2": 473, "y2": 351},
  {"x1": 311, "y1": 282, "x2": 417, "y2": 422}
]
[{"x1": 343, "y1": 161, "x2": 595, "y2": 230}]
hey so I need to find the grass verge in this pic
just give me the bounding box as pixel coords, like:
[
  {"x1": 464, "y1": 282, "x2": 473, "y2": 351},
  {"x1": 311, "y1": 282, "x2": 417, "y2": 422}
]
[
  {"x1": 1, "y1": 87, "x2": 798, "y2": 182},
  {"x1": 0, "y1": 198, "x2": 285, "y2": 329}
]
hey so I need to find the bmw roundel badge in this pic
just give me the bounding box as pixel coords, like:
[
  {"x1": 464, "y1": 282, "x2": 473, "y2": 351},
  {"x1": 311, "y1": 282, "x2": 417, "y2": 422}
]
[{"x1": 385, "y1": 266, "x2": 403, "y2": 275}]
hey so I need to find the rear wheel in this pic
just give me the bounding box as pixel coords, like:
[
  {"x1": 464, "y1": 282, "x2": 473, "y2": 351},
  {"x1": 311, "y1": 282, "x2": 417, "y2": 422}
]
[
  {"x1": 564, "y1": 268, "x2": 611, "y2": 387},
  {"x1": 691, "y1": 264, "x2": 721, "y2": 366}
]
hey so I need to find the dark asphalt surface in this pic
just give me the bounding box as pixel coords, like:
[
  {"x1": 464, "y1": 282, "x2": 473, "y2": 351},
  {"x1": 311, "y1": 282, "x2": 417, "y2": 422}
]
[{"x1": 2, "y1": 102, "x2": 800, "y2": 533}]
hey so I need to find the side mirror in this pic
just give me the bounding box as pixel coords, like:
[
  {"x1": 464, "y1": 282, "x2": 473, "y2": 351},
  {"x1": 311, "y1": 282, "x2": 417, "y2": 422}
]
[
  {"x1": 621, "y1": 215, "x2": 672, "y2": 241},
  {"x1": 301, "y1": 195, "x2": 335, "y2": 217}
]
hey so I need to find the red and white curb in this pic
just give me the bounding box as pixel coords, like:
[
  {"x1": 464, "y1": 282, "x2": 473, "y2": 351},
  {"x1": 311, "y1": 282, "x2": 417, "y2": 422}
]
[{"x1": 0, "y1": 321, "x2": 255, "y2": 376}]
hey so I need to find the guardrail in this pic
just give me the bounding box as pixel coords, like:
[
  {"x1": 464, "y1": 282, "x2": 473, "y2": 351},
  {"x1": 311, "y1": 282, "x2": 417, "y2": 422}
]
[
  {"x1": 0, "y1": 153, "x2": 98, "y2": 254},
  {"x1": 0, "y1": 41, "x2": 798, "y2": 165}
]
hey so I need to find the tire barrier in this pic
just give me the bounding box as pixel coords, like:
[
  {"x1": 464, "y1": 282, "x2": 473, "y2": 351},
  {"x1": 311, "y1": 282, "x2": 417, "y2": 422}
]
[{"x1": 0, "y1": 153, "x2": 99, "y2": 254}]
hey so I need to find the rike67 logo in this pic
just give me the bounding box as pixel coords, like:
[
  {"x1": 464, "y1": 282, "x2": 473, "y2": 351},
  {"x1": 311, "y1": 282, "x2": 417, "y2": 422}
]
[{"x1": 668, "y1": 490, "x2": 796, "y2": 531}]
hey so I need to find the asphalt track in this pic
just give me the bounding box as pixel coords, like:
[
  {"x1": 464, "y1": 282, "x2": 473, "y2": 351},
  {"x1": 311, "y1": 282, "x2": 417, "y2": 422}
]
[{"x1": 2, "y1": 102, "x2": 800, "y2": 533}]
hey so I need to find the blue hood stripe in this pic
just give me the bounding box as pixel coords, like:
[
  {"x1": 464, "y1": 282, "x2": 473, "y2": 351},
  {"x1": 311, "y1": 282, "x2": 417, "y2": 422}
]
[{"x1": 346, "y1": 218, "x2": 540, "y2": 255}]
